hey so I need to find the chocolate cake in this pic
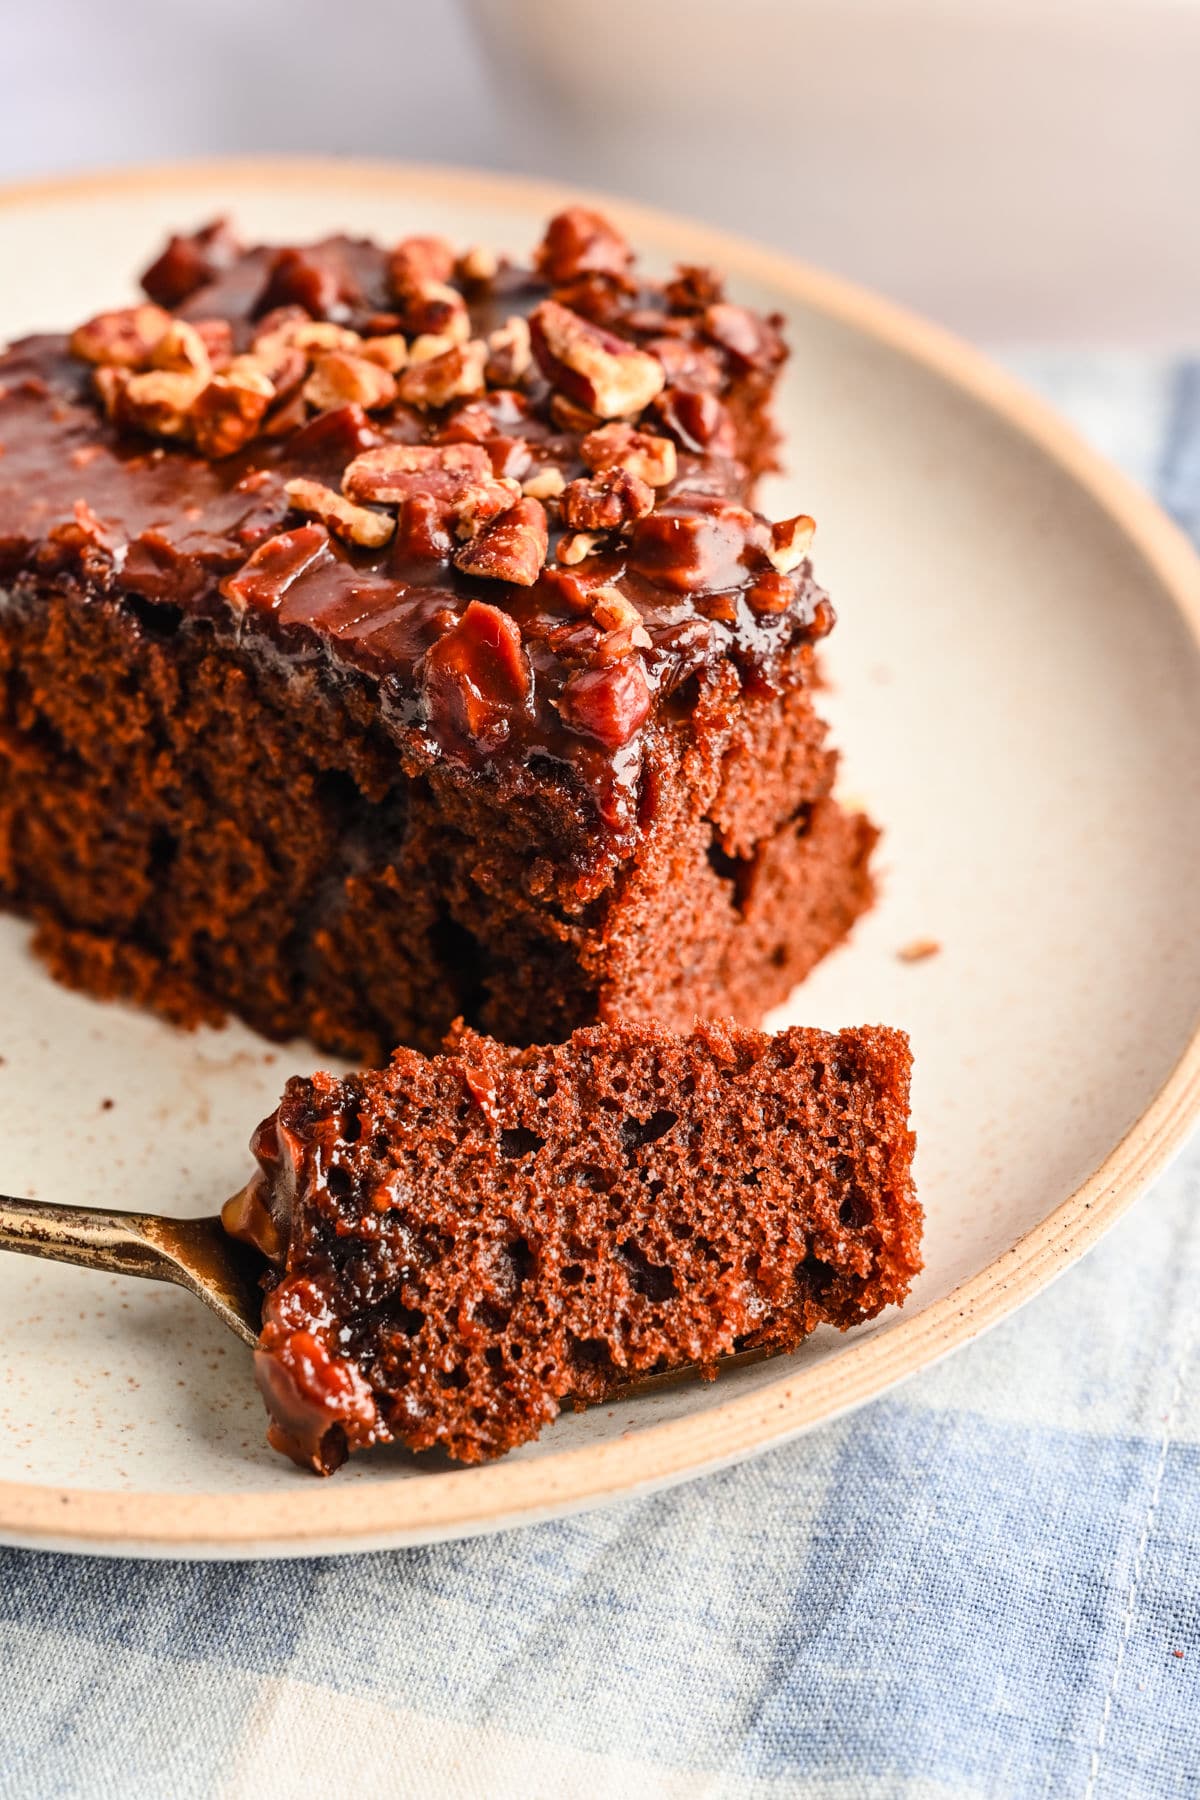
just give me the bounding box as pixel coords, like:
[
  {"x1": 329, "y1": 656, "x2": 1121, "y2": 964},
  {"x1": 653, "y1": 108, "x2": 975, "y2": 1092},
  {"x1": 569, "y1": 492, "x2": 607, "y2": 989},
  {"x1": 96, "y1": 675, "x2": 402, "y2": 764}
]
[
  {"x1": 225, "y1": 1019, "x2": 919, "y2": 1472},
  {"x1": 0, "y1": 208, "x2": 874, "y2": 1061}
]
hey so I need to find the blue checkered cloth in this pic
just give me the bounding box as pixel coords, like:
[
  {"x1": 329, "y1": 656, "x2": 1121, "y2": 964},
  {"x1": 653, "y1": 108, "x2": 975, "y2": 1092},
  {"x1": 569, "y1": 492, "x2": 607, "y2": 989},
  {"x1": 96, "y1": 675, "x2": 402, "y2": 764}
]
[{"x1": 1, "y1": 354, "x2": 1198, "y2": 1800}]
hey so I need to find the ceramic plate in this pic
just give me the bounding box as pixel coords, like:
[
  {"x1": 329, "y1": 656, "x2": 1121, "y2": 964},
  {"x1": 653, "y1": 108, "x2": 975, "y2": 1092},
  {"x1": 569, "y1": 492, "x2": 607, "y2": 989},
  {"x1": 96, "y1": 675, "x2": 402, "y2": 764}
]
[{"x1": 2, "y1": 161, "x2": 1199, "y2": 1559}]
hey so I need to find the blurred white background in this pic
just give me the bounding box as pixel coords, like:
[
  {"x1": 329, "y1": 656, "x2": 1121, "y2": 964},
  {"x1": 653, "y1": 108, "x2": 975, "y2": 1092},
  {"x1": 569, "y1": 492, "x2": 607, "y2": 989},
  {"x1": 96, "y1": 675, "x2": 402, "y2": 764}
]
[{"x1": 2, "y1": 0, "x2": 1194, "y2": 342}]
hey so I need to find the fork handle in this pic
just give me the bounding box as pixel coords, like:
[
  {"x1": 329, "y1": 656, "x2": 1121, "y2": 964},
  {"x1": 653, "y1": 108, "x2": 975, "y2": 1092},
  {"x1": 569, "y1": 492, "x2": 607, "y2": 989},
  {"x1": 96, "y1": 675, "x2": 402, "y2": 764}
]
[
  {"x1": 0, "y1": 1193, "x2": 262, "y2": 1347},
  {"x1": 0, "y1": 1193, "x2": 175, "y2": 1281}
]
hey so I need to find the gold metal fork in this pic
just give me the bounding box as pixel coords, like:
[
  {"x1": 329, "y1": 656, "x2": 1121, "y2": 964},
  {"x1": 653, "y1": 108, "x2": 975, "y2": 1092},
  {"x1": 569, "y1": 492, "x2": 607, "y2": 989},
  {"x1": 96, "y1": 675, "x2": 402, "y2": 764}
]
[{"x1": 0, "y1": 1193, "x2": 263, "y2": 1347}]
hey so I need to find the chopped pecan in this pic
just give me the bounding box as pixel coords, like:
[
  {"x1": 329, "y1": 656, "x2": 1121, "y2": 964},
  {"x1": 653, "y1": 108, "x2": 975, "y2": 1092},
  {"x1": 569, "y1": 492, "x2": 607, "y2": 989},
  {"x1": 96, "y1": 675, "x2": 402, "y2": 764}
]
[
  {"x1": 261, "y1": 319, "x2": 363, "y2": 356},
  {"x1": 345, "y1": 440, "x2": 515, "y2": 540},
  {"x1": 254, "y1": 304, "x2": 312, "y2": 340},
  {"x1": 540, "y1": 566, "x2": 596, "y2": 615},
  {"x1": 556, "y1": 530, "x2": 602, "y2": 567},
  {"x1": 397, "y1": 340, "x2": 487, "y2": 410},
  {"x1": 590, "y1": 585, "x2": 651, "y2": 644},
  {"x1": 392, "y1": 492, "x2": 457, "y2": 562},
  {"x1": 141, "y1": 218, "x2": 241, "y2": 308},
  {"x1": 190, "y1": 365, "x2": 274, "y2": 458},
  {"x1": 768, "y1": 513, "x2": 815, "y2": 574},
  {"x1": 255, "y1": 247, "x2": 354, "y2": 321},
  {"x1": 343, "y1": 441, "x2": 493, "y2": 504},
  {"x1": 703, "y1": 302, "x2": 785, "y2": 372},
  {"x1": 453, "y1": 497, "x2": 548, "y2": 586},
  {"x1": 454, "y1": 475, "x2": 524, "y2": 541},
  {"x1": 745, "y1": 571, "x2": 795, "y2": 616},
  {"x1": 646, "y1": 336, "x2": 725, "y2": 392},
  {"x1": 260, "y1": 389, "x2": 309, "y2": 439},
  {"x1": 531, "y1": 301, "x2": 663, "y2": 419},
  {"x1": 652, "y1": 385, "x2": 730, "y2": 453},
  {"x1": 482, "y1": 435, "x2": 532, "y2": 482},
  {"x1": 421, "y1": 600, "x2": 532, "y2": 754},
  {"x1": 591, "y1": 623, "x2": 651, "y2": 663},
  {"x1": 522, "y1": 466, "x2": 566, "y2": 500},
  {"x1": 358, "y1": 334, "x2": 409, "y2": 373},
  {"x1": 221, "y1": 523, "x2": 335, "y2": 612},
  {"x1": 237, "y1": 339, "x2": 307, "y2": 400},
  {"x1": 456, "y1": 244, "x2": 498, "y2": 286},
  {"x1": 549, "y1": 392, "x2": 602, "y2": 436},
  {"x1": 70, "y1": 305, "x2": 171, "y2": 369},
  {"x1": 628, "y1": 500, "x2": 755, "y2": 594},
  {"x1": 408, "y1": 331, "x2": 461, "y2": 365},
  {"x1": 387, "y1": 236, "x2": 455, "y2": 295},
  {"x1": 562, "y1": 466, "x2": 654, "y2": 530},
  {"x1": 119, "y1": 369, "x2": 207, "y2": 439},
  {"x1": 148, "y1": 319, "x2": 212, "y2": 379},
  {"x1": 485, "y1": 315, "x2": 532, "y2": 387},
  {"x1": 190, "y1": 318, "x2": 235, "y2": 366},
  {"x1": 534, "y1": 208, "x2": 633, "y2": 286},
  {"x1": 303, "y1": 351, "x2": 397, "y2": 412},
  {"x1": 92, "y1": 366, "x2": 129, "y2": 418},
  {"x1": 581, "y1": 421, "x2": 677, "y2": 487},
  {"x1": 284, "y1": 477, "x2": 394, "y2": 548},
  {"x1": 558, "y1": 659, "x2": 652, "y2": 748},
  {"x1": 396, "y1": 281, "x2": 470, "y2": 343},
  {"x1": 432, "y1": 401, "x2": 497, "y2": 446},
  {"x1": 46, "y1": 499, "x2": 117, "y2": 559},
  {"x1": 287, "y1": 403, "x2": 381, "y2": 463},
  {"x1": 664, "y1": 265, "x2": 724, "y2": 312},
  {"x1": 549, "y1": 273, "x2": 631, "y2": 327}
]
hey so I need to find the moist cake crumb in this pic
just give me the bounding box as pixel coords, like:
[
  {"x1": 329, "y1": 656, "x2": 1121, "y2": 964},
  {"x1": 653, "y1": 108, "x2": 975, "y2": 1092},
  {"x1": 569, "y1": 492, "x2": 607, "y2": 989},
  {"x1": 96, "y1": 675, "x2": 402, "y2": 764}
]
[{"x1": 226, "y1": 1018, "x2": 920, "y2": 1472}]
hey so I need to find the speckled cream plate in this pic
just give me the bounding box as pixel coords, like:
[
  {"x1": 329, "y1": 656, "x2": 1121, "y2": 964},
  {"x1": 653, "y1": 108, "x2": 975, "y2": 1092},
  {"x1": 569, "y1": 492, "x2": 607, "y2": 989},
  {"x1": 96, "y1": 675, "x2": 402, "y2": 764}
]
[{"x1": 2, "y1": 160, "x2": 1199, "y2": 1560}]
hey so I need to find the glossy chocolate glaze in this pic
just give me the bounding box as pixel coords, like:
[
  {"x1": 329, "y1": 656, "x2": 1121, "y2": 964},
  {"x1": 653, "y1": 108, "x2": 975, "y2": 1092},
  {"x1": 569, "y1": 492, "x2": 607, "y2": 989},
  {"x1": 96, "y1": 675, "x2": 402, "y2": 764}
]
[{"x1": 0, "y1": 222, "x2": 831, "y2": 845}]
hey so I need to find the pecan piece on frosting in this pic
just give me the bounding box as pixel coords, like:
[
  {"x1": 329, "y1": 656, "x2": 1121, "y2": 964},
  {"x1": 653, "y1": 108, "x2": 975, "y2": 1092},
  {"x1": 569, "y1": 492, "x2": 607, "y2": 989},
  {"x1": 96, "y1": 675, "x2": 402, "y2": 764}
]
[
  {"x1": 344, "y1": 443, "x2": 517, "y2": 539},
  {"x1": 558, "y1": 658, "x2": 652, "y2": 749},
  {"x1": 421, "y1": 600, "x2": 532, "y2": 754},
  {"x1": 453, "y1": 497, "x2": 548, "y2": 587},
  {"x1": 397, "y1": 340, "x2": 487, "y2": 410},
  {"x1": 284, "y1": 477, "x2": 395, "y2": 548},
  {"x1": 387, "y1": 235, "x2": 456, "y2": 296},
  {"x1": 343, "y1": 441, "x2": 493, "y2": 505},
  {"x1": 580, "y1": 421, "x2": 677, "y2": 488},
  {"x1": 70, "y1": 305, "x2": 171, "y2": 369},
  {"x1": 521, "y1": 466, "x2": 566, "y2": 500},
  {"x1": 302, "y1": 351, "x2": 397, "y2": 413},
  {"x1": 562, "y1": 466, "x2": 654, "y2": 531},
  {"x1": 485, "y1": 316, "x2": 532, "y2": 387},
  {"x1": 255, "y1": 246, "x2": 354, "y2": 322},
  {"x1": 148, "y1": 319, "x2": 212, "y2": 380},
  {"x1": 767, "y1": 513, "x2": 816, "y2": 575},
  {"x1": 221, "y1": 523, "x2": 336, "y2": 613},
  {"x1": 534, "y1": 207, "x2": 633, "y2": 286},
  {"x1": 397, "y1": 281, "x2": 471, "y2": 345},
  {"x1": 589, "y1": 586, "x2": 651, "y2": 646},
  {"x1": 556, "y1": 530, "x2": 602, "y2": 567},
  {"x1": 702, "y1": 301, "x2": 785, "y2": 373},
  {"x1": 141, "y1": 218, "x2": 241, "y2": 308},
  {"x1": 358, "y1": 334, "x2": 409, "y2": 373},
  {"x1": 190, "y1": 363, "x2": 275, "y2": 458},
  {"x1": 664, "y1": 264, "x2": 725, "y2": 312},
  {"x1": 118, "y1": 369, "x2": 207, "y2": 439},
  {"x1": 652, "y1": 385, "x2": 730, "y2": 454},
  {"x1": 456, "y1": 244, "x2": 498, "y2": 287},
  {"x1": 258, "y1": 319, "x2": 363, "y2": 358},
  {"x1": 530, "y1": 300, "x2": 664, "y2": 420}
]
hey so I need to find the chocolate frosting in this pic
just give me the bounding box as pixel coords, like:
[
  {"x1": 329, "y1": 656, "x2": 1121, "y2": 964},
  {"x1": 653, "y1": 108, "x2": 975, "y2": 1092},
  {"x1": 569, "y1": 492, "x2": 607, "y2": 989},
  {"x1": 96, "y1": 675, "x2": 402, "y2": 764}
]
[{"x1": 0, "y1": 219, "x2": 832, "y2": 845}]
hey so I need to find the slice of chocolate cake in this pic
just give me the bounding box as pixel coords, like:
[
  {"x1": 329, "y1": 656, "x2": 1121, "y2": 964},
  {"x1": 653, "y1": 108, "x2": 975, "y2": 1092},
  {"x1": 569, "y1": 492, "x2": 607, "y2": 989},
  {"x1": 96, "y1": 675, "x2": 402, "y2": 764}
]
[
  {"x1": 225, "y1": 1019, "x2": 920, "y2": 1472},
  {"x1": 0, "y1": 208, "x2": 874, "y2": 1062}
]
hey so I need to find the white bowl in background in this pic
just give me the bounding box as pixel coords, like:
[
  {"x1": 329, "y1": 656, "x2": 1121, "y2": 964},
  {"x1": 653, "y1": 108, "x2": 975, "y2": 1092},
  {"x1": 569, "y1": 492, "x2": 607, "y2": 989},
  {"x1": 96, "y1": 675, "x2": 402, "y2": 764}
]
[{"x1": 471, "y1": 0, "x2": 1198, "y2": 342}]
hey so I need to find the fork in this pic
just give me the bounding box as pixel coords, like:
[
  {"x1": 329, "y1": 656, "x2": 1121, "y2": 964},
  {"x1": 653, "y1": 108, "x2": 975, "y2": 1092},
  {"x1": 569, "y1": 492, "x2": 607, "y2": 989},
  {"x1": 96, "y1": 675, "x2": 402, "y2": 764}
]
[{"x1": 0, "y1": 1192, "x2": 264, "y2": 1347}]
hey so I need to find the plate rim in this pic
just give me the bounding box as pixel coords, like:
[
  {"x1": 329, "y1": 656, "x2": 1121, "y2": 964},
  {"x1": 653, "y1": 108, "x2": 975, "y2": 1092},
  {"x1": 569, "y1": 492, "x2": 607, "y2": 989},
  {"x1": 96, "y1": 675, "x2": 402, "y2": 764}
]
[{"x1": 3, "y1": 154, "x2": 1200, "y2": 1555}]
